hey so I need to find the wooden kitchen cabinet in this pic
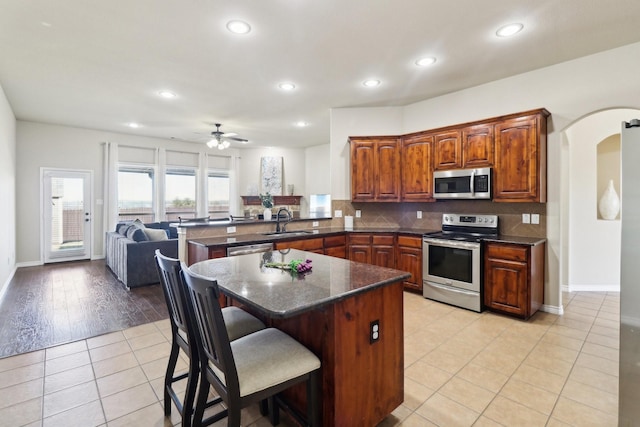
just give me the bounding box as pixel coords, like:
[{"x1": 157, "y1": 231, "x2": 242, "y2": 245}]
[
  {"x1": 433, "y1": 130, "x2": 462, "y2": 170},
  {"x1": 275, "y1": 237, "x2": 324, "y2": 253},
  {"x1": 347, "y1": 233, "x2": 395, "y2": 268},
  {"x1": 462, "y1": 123, "x2": 494, "y2": 168},
  {"x1": 484, "y1": 241, "x2": 545, "y2": 319},
  {"x1": 493, "y1": 110, "x2": 549, "y2": 202},
  {"x1": 324, "y1": 234, "x2": 347, "y2": 258},
  {"x1": 401, "y1": 133, "x2": 434, "y2": 201},
  {"x1": 350, "y1": 137, "x2": 401, "y2": 202},
  {"x1": 396, "y1": 235, "x2": 423, "y2": 293}
]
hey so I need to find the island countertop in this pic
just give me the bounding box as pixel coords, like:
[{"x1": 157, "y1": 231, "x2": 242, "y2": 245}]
[{"x1": 188, "y1": 248, "x2": 411, "y2": 319}]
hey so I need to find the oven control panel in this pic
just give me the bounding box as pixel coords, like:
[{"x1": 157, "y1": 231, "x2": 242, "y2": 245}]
[{"x1": 442, "y1": 213, "x2": 498, "y2": 228}]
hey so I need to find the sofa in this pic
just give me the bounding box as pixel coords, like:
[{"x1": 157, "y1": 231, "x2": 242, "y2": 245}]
[{"x1": 105, "y1": 220, "x2": 179, "y2": 288}]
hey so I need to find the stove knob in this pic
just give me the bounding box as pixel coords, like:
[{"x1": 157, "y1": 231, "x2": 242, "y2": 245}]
[{"x1": 489, "y1": 218, "x2": 494, "y2": 223}]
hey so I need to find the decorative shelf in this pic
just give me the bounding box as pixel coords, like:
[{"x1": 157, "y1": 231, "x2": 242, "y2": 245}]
[{"x1": 241, "y1": 195, "x2": 302, "y2": 206}]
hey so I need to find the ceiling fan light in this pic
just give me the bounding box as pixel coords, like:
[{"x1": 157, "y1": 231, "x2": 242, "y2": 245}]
[
  {"x1": 217, "y1": 143, "x2": 226, "y2": 150},
  {"x1": 207, "y1": 139, "x2": 216, "y2": 148},
  {"x1": 223, "y1": 140, "x2": 231, "y2": 148}
]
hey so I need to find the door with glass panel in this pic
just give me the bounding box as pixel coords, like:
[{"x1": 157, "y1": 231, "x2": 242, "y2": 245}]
[{"x1": 42, "y1": 169, "x2": 92, "y2": 263}]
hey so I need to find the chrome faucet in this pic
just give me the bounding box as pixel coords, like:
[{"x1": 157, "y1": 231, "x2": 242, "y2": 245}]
[{"x1": 275, "y1": 208, "x2": 292, "y2": 233}]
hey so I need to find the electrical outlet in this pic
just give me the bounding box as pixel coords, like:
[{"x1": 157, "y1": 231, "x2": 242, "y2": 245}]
[
  {"x1": 531, "y1": 214, "x2": 540, "y2": 224},
  {"x1": 522, "y1": 213, "x2": 530, "y2": 224},
  {"x1": 355, "y1": 210, "x2": 361, "y2": 218},
  {"x1": 417, "y1": 210, "x2": 422, "y2": 219},
  {"x1": 312, "y1": 221, "x2": 319, "y2": 227},
  {"x1": 335, "y1": 210, "x2": 343, "y2": 218},
  {"x1": 370, "y1": 320, "x2": 380, "y2": 344},
  {"x1": 226, "y1": 226, "x2": 236, "y2": 233}
]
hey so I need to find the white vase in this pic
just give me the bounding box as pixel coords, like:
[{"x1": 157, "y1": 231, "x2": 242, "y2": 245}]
[
  {"x1": 263, "y1": 208, "x2": 272, "y2": 221},
  {"x1": 598, "y1": 179, "x2": 620, "y2": 220}
]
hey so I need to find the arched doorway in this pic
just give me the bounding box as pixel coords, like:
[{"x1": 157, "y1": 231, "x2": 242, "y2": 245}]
[{"x1": 560, "y1": 108, "x2": 640, "y2": 304}]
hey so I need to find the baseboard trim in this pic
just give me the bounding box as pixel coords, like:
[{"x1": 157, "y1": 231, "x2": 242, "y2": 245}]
[
  {"x1": 541, "y1": 304, "x2": 564, "y2": 316},
  {"x1": 564, "y1": 284, "x2": 620, "y2": 292},
  {"x1": 0, "y1": 266, "x2": 18, "y2": 303},
  {"x1": 16, "y1": 260, "x2": 43, "y2": 268}
]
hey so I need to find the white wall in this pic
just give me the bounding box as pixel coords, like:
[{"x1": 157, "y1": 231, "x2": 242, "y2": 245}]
[
  {"x1": 0, "y1": 84, "x2": 17, "y2": 294},
  {"x1": 330, "y1": 41, "x2": 640, "y2": 310},
  {"x1": 564, "y1": 109, "x2": 638, "y2": 291},
  {"x1": 16, "y1": 121, "x2": 239, "y2": 264}
]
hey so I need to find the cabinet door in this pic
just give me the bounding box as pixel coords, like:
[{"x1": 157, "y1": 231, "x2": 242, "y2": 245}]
[
  {"x1": 371, "y1": 234, "x2": 395, "y2": 268},
  {"x1": 275, "y1": 237, "x2": 323, "y2": 251},
  {"x1": 433, "y1": 130, "x2": 462, "y2": 170},
  {"x1": 325, "y1": 246, "x2": 346, "y2": 258},
  {"x1": 494, "y1": 114, "x2": 547, "y2": 202},
  {"x1": 350, "y1": 139, "x2": 376, "y2": 201},
  {"x1": 375, "y1": 139, "x2": 401, "y2": 201},
  {"x1": 462, "y1": 123, "x2": 494, "y2": 168},
  {"x1": 484, "y1": 257, "x2": 528, "y2": 317},
  {"x1": 401, "y1": 134, "x2": 434, "y2": 201},
  {"x1": 349, "y1": 245, "x2": 371, "y2": 264},
  {"x1": 396, "y1": 236, "x2": 423, "y2": 292}
]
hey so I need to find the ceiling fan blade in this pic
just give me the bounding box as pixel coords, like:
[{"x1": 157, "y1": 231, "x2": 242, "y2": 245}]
[{"x1": 223, "y1": 136, "x2": 249, "y2": 143}]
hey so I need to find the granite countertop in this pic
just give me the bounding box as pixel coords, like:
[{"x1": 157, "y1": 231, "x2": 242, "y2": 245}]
[
  {"x1": 188, "y1": 226, "x2": 439, "y2": 248},
  {"x1": 188, "y1": 249, "x2": 410, "y2": 318},
  {"x1": 483, "y1": 235, "x2": 547, "y2": 246}
]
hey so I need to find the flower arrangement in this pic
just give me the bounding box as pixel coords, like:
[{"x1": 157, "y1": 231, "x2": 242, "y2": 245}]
[
  {"x1": 265, "y1": 259, "x2": 313, "y2": 273},
  {"x1": 259, "y1": 192, "x2": 273, "y2": 208}
]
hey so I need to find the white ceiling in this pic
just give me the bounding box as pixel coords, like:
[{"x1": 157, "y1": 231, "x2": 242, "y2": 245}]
[{"x1": 2, "y1": 1, "x2": 640, "y2": 149}]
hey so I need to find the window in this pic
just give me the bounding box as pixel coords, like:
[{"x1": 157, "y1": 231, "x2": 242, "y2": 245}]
[
  {"x1": 165, "y1": 168, "x2": 197, "y2": 221},
  {"x1": 118, "y1": 167, "x2": 155, "y2": 222},
  {"x1": 208, "y1": 171, "x2": 230, "y2": 219}
]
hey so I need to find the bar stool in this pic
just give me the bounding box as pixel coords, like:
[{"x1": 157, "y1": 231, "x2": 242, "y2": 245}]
[
  {"x1": 154, "y1": 250, "x2": 266, "y2": 426},
  {"x1": 181, "y1": 264, "x2": 321, "y2": 427}
]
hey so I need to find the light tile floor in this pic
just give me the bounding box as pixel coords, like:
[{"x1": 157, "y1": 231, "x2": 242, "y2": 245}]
[{"x1": 0, "y1": 291, "x2": 619, "y2": 427}]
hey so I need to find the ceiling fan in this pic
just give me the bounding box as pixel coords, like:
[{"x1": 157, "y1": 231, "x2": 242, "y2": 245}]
[{"x1": 206, "y1": 123, "x2": 248, "y2": 150}]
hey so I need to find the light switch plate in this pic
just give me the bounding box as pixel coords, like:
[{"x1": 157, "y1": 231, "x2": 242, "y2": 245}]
[
  {"x1": 417, "y1": 210, "x2": 422, "y2": 219},
  {"x1": 312, "y1": 221, "x2": 319, "y2": 227},
  {"x1": 531, "y1": 214, "x2": 540, "y2": 224},
  {"x1": 522, "y1": 213, "x2": 531, "y2": 224},
  {"x1": 335, "y1": 210, "x2": 343, "y2": 218},
  {"x1": 355, "y1": 210, "x2": 361, "y2": 218},
  {"x1": 226, "y1": 226, "x2": 236, "y2": 233}
]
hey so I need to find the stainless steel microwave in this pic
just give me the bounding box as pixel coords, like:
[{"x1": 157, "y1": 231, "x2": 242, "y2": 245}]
[{"x1": 433, "y1": 167, "x2": 491, "y2": 200}]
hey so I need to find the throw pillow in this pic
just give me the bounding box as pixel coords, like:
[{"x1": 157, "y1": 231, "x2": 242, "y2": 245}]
[
  {"x1": 143, "y1": 227, "x2": 168, "y2": 241},
  {"x1": 117, "y1": 223, "x2": 130, "y2": 235},
  {"x1": 133, "y1": 218, "x2": 146, "y2": 228},
  {"x1": 126, "y1": 224, "x2": 148, "y2": 242}
]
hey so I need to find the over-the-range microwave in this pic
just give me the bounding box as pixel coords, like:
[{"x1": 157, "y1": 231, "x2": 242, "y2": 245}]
[{"x1": 433, "y1": 167, "x2": 491, "y2": 200}]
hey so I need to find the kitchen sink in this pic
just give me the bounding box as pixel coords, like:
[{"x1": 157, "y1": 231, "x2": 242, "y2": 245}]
[{"x1": 261, "y1": 230, "x2": 313, "y2": 237}]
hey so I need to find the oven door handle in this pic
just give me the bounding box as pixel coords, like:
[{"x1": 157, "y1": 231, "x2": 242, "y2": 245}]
[
  {"x1": 426, "y1": 281, "x2": 479, "y2": 296},
  {"x1": 423, "y1": 238, "x2": 480, "y2": 250}
]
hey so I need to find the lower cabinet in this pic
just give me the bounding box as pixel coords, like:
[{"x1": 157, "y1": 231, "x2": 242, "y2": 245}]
[
  {"x1": 348, "y1": 233, "x2": 396, "y2": 268},
  {"x1": 396, "y1": 235, "x2": 423, "y2": 293},
  {"x1": 324, "y1": 234, "x2": 347, "y2": 258},
  {"x1": 274, "y1": 237, "x2": 324, "y2": 253},
  {"x1": 484, "y1": 241, "x2": 545, "y2": 319}
]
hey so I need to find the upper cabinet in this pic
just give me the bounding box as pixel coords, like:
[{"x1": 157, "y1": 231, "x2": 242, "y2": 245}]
[
  {"x1": 401, "y1": 133, "x2": 434, "y2": 201},
  {"x1": 349, "y1": 108, "x2": 549, "y2": 203},
  {"x1": 462, "y1": 123, "x2": 495, "y2": 168},
  {"x1": 433, "y1": 130, "x2": 462, "y2": 170},
  {"x1": 493, "y1": 110, "x2": 549, "y2": 202},
  {"x1": 350, "y1": 136, "x2": 401, "y2": 202}
]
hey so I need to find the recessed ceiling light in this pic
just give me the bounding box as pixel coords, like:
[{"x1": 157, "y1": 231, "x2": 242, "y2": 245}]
[
  {"x1": 294, "y1": 121, "x2": 308, "y2": 127},
  {"x1": 363, "y1": 79, "x2": 381, "y2": 88},
  {"x1": 278, "y1": 82, "x2": 296, "y2": 91},
  {"x1": 415, "y1": 57, "x2": 437, "y2": 67},
  {"x1": 496, "y1": 23, "x2": 524, "y2": 37},
  {"x1": 226, "y1": 20, "x2": 251, "y2": 34},
  {"x1": 157, "y1": 90, "x2": 176, "y2": 99},
  {"x1": 41, "y1": 22, "x2": 52, "y2": 28},
  {"x1": 127, "y1": 122, "x2": 141, "y2": 128}
]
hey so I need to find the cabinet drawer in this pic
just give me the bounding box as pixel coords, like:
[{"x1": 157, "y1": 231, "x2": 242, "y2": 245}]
[
  {"x1": 372, "y1": 234, "x2": 394, "y2": 245},
  {"x1": 349, "y1": 234, "x2": 372, "y2": 245},
  {"x1": 324, "y1": 234, "x2": 346, "y2": 248},
  {"x1": 275, "y1": 238, "x2": 323, "y2": 251},
  {"x1": 397, "y1": 235, "x2": 421, "y2": 248},
  {"x1": 486, "y1": 243, "x2": 528, "y2": 262}
]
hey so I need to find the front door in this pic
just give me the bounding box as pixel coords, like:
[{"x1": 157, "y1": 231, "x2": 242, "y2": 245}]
[{"x1": 42, "y1": 169, "x2": 92, "y2": 263}]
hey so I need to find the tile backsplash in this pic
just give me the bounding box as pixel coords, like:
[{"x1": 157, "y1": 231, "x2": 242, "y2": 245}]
[{"x1": 330, "y1": 199, "x2": 546, "y2": 238}]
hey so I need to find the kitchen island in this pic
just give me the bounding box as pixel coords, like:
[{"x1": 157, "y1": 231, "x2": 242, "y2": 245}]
[{"x1": 189, "y1": 249, "x2": 410, "y2": 427}]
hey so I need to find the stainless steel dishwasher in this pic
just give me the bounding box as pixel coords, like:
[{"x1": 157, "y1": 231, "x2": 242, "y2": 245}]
[{"x1": 226, "y1": 242, "x2": 274, "y2": 257}]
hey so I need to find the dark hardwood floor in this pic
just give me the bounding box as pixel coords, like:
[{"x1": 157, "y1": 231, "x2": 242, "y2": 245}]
[{"x1": 0, "y1": 260, "x2": 168, "y2": 359}]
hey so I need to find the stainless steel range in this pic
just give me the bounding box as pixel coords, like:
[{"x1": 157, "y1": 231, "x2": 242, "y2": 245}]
[{"x1": 423, "y1": 213, "x2": 498, "y2": 312}]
